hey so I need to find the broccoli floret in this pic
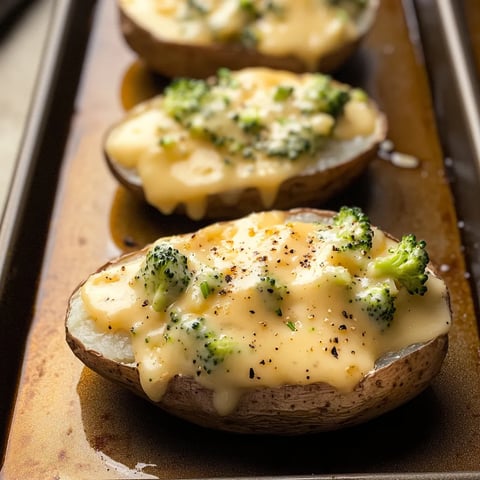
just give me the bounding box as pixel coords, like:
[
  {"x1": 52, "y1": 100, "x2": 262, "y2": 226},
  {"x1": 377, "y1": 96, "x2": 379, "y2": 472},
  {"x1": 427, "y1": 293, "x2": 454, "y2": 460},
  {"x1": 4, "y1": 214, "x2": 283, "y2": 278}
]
[
  {"x1": 204, "y1": 332, "x2": 236, "y2": 364},
  {"x1": 167, "y1": 315, "x2": 237, "y2": 374},
  {"x1": 302, "y1": 74, "x2": 351, "y2": 117},
  {"x1": 163, "y1": 78, "x2": 210, "y2": 122},
  {"x1": 216, "y1": 67, "x2": 238, "y2": 87},
  {"x1": 257, "y1": 275, "x2": 288, "y2": 316},
  {"x1": 196, "y1": 268, "x2": 224, "y2": 299},
  {"x1": 330, "y1": 206, "x2": 373, "y2": 251},
  {"x1": 356, "y1": 283, "x2": 396, "y2": 327},
  {"x1": 239, "y1": 0, "x2": 258, "y2": 15},
  {"x1": 372, "y1": 234, "x2": 429, "y2": 295},
  {"x1": 264, "y1": 122, "x2": 324, "y2": 159},
  {"x1": 138, "y1": 243, "x2": 192, "y2": 312},
  {"x1": 234, "y1": 107, "x2": 264, "y2": 134}
]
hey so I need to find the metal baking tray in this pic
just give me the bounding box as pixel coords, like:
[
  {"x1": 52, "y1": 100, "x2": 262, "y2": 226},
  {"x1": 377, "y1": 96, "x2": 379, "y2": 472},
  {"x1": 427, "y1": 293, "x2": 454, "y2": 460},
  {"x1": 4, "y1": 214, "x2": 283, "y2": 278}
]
[{"x1": 1, "y1": 0, "x2": 480, "y2": 478}]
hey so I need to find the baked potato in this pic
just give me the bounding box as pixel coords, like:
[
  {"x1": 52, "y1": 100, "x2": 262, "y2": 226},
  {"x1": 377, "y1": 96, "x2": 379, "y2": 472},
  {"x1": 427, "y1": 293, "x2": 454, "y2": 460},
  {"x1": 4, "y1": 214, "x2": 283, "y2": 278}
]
[
  {"x1": 117, "y1": 0, "x2": 379, "y2": 78},
  {"x1": 104, "y1": 67, "x2": 387, "y2": 220},
  {"x1": 66, "y1": 207, "x2": 451, "y2": 435}
]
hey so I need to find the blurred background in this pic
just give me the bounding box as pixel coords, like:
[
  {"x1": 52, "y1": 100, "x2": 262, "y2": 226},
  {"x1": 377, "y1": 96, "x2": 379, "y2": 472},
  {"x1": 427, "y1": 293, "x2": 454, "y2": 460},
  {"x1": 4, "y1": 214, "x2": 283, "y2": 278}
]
[{"x1": 0, "y1": 0, "x2": 53, "y2": 215}]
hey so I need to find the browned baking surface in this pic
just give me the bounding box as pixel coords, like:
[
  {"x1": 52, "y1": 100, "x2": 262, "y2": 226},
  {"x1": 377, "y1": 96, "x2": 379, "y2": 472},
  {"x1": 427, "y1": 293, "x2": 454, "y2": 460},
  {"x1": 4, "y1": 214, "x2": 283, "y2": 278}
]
[{"x1": 2, "y1": 1, "x2": 480, "y2": 478}]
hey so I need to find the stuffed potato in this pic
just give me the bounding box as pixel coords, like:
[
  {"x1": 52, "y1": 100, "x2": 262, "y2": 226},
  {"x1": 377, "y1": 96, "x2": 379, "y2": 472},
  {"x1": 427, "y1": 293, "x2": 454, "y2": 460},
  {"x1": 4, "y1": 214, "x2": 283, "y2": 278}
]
[
  {"x1": 66, "y1": 208, "x2": 451, "y2": 434},
  {"x1": 105, "y1": 67, "x2": 386, "y2": 220},
  {"x1": 118, "y1": 0, "x2": 379, "y2": 78}
]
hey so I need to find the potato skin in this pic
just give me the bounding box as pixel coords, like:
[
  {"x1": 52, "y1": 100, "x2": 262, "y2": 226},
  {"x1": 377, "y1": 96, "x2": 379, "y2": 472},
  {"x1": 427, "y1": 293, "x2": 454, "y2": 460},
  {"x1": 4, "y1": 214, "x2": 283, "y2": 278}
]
[
  {"x1": 67, "y1": 326, "x2": 448, "y2": 434},
  {"x1": 118, "y1": 2, "x2": 379, "y2": 78},
  {"x1": 65, "y1": 209, "x2": 451, "y2": 434},
  {"x1": 105, "y1": 135, "x2": 382, "y2": 219}
]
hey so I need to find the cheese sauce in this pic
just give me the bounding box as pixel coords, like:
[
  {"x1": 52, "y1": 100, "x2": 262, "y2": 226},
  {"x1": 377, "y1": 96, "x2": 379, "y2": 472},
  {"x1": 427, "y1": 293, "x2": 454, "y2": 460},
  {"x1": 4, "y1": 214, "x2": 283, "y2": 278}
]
[
  {"x1": 80, "y1": 211, "x2": 451, "y2": 415},
  {"x1": 119, "y1": 0, "x2": 364, "y2": 70},
  {"x1": 105, "y1": 68, "x2": 380, "y2": 219}
]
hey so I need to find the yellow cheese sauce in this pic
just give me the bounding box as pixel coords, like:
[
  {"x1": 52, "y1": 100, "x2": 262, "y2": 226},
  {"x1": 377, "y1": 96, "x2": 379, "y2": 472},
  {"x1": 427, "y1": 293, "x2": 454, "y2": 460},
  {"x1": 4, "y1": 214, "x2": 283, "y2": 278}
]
[
  {"x1": 119, "y1": 0, "x2": 364, "y2": 70},
  {"x1": 80, "y1": 211, "x2": 451, "y2": 415},
  {"x1": 105, "y1": 68, "x2": 380, "y2": 219}
]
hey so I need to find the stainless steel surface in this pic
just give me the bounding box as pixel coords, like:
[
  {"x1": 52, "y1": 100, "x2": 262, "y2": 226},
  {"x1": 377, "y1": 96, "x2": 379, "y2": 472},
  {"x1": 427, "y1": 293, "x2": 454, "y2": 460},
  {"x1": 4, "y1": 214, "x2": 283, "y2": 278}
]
[
  {"x1": 0, "y1": 0, "x2": 53, "y2": 216},
  {"x1": 437, "y1": 0, "x2": 480, "y2": 172}
]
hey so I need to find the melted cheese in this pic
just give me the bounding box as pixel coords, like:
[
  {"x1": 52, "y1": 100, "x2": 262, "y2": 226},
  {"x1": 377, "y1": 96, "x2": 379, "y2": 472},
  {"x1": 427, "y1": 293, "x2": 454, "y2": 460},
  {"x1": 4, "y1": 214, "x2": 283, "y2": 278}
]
[
  {"x1": 105, "y1": 68, "x2": 380, "y2": 219},
  {"x1": 80, "y1": 211, "x2": 451, "y2": 415},
  {"x1": 120, "y1": 0, "x2": 363, "y2": 70}
]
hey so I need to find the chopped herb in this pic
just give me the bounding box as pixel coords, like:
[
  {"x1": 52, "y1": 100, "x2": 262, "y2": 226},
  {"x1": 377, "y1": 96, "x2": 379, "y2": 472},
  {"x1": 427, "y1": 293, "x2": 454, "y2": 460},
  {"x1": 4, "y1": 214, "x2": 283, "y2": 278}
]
[
  {"x1": 274, "y1": 85, "x2": 294, "y2": 102},
  {"x1": 200, "y1": 281, "x2": 211, "y2": 298},
  {"x1": 286, "y1": 321, "x2": 297, "y2": 331}
]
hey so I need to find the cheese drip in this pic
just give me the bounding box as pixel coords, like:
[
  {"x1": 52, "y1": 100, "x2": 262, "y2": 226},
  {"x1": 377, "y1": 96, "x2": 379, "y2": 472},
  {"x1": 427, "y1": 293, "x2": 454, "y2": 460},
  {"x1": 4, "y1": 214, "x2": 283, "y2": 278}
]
[
  {"x1": 120, "y1": 0, "x2": 365, "y2": 70},
  {"x1": 106, "y1": 68, "x2": 379, "y2": 219},
  {"x1": 81, "y1": 211, "x2": 451, "y2": 415}
]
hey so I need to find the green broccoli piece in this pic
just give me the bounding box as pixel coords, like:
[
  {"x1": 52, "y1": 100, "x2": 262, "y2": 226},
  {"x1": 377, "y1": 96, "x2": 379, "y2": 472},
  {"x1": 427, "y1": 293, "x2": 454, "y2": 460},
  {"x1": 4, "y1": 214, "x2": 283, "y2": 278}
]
[
  {"x1": 273, "y1": 85, "x2": 294, "y2": 102},
  {"x1": 331, "y1": 206, "x2": 373, "y2": 251},
  {"x1": 372, "y1": 234, "x2": 429, "y2": 295},
  {"x1": 138, "y1": 243, "x2": 192, "y2": 312},
  {"x1": 196, "y1": 268, "x2": 225, "y2": 299},
  {"x1": 257, "y1": 275, "x2": 288, "y2": 316},
  {"x1": 204, "y1": 332, "x2": 236, "y2": 366},
  {"x1": 176, "y1": 316, "x2": 237, "y2": 373},
  {"x1": 356, "y1": 283, "x2": 396, "y2": 327},
  {"x1": 163, "y1": 78, "x2": 210, "y2": 123},
  {"x1": 216, "y1": 67, "x2": 238, "y2": 87},
  {"x1": 239, "y1": 0, "x2": 258, "y2": 15},
  {"x1": 264, "y1": 122, "x2": 324, "y2": 159},
  {"x1": 234, "y1": 107, "x2": 264, "y2": 134},
  {"x1": 302, "y1": 74, "x2": 351, "y2": 117},
  {"x1": 239, "y1": 0, "x2": 284, "y2": 18}
]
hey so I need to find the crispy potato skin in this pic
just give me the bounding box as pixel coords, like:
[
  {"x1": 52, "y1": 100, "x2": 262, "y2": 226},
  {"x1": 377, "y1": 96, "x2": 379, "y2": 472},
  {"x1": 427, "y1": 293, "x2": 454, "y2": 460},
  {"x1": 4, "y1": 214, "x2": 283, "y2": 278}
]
[
  {"x1": 117, "y1": 3, "x2": 378, "y2": 78},
  {"x1": 65, "y1": 209, "x2": 451, "y2": 435}
]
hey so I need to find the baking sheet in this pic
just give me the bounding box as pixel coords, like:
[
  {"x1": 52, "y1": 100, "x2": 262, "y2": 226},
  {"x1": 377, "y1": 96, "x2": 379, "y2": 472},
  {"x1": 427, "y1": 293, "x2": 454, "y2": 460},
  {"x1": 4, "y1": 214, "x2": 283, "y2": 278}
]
[{"x1": 1, "y1": 0, "x2": 480, "y2": 478}]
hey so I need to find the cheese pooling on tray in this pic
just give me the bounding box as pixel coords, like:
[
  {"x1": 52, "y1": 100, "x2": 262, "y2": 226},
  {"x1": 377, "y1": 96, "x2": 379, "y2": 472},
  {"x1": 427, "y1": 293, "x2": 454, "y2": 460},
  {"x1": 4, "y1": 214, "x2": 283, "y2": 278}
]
[
  {"x1": 76, "y1": 209, "x2": 451, "y2": 415},
  {"x1": 119, "y1": 0, "x2": 369, "y2": 70},
  {"x1": 106, "y1": 67, "x2": 381, "y2": 219}
]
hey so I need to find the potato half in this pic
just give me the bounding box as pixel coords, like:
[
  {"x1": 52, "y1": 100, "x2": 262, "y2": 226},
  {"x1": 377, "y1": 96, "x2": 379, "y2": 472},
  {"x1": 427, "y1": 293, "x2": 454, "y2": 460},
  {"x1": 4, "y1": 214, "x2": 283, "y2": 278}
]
[
  {"x1": 104, "y1": 68, "x2": 387, "y2": 220},
  {"x1": 66, "y1": 209, "x2": 451, "y2": 435},
  {"x1": 117, "y1": 0, "x2": 380, "y2": 78}
]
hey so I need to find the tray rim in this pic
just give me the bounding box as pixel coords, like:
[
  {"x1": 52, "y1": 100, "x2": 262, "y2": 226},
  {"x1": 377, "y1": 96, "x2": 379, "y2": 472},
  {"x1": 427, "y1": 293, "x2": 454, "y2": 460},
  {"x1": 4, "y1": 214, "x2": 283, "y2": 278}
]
[
  {"x1": 413, "y1": 0, "x2": 480, "y2": 321},
  {"x1": 0, "y1": 0, "x2": 97, "y2": 465}
]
